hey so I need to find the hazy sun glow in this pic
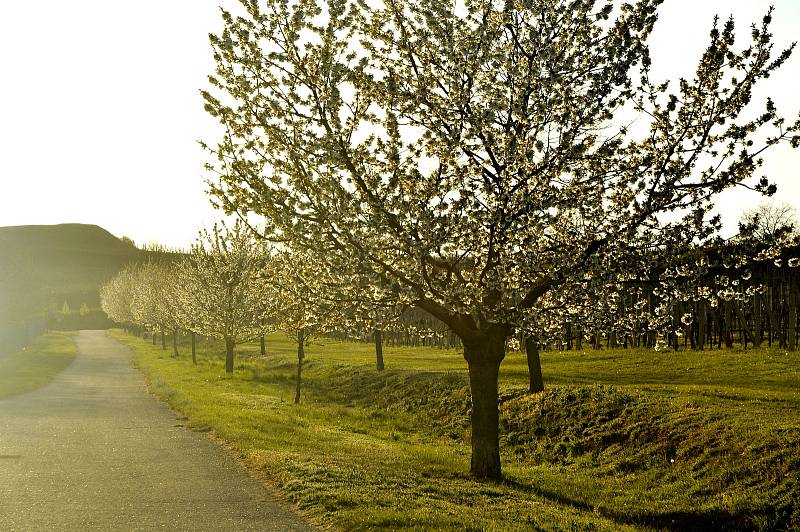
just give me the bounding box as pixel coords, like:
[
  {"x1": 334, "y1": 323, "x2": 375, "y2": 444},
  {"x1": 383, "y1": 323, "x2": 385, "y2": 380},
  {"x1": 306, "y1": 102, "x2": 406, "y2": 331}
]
[{"x1": 1, "y1": 0, "x2": 798, "y2": 247}]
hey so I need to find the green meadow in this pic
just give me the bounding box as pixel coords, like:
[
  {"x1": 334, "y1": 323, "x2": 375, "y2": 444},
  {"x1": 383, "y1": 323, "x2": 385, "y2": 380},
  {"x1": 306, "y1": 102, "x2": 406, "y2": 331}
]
[
  {"x1": 0, "y1": 332, "x2": 77, "y2": 399},
  {"x1": 111, "y1": 330, "x2": 799, "y2": 531}
]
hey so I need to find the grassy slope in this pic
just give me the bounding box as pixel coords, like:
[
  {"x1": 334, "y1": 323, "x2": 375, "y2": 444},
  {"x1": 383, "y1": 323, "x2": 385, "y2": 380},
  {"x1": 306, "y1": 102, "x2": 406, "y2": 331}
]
[
  {"x1": 0, "y1": 332, "x2": 77, "y2": 399},
  {"x1": 112, "y1": 331, "x2": 800, "y2": 531}
]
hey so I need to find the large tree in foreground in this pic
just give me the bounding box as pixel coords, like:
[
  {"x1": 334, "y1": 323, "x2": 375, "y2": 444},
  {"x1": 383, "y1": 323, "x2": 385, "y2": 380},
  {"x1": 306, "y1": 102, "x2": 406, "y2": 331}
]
[{"x1": 203, "y1": 0, "x2": 800, "y2": 479}]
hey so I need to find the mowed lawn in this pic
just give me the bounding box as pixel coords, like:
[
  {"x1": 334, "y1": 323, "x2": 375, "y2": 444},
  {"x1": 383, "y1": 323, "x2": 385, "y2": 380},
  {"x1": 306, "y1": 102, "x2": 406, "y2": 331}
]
[
  {"x1": 111, "y1": 330, "x2": 800, "y2": 531},
  {"x1": 0, "y1": 332, "x2": 77, "y2": 399}
]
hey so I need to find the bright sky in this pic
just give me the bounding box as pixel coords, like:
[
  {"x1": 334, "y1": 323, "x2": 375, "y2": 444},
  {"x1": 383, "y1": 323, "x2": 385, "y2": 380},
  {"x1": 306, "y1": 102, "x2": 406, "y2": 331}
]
[{"x1": 0, "y1": 1, "x2": 798, "y2": 249}]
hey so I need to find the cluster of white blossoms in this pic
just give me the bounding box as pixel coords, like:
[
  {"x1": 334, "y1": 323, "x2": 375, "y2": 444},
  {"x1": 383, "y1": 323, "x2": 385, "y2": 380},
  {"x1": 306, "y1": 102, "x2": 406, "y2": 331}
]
[{"x1": 101, "y1": 223, "x2": 272, "y2": 351}]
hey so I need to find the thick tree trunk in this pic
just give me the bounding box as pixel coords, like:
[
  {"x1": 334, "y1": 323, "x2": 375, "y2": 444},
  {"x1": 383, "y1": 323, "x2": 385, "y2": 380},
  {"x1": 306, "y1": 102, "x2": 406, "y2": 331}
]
[
  {"x1": 464, "y1": 332, "x2": 505, "y2": 481},
  {"x1": 172, "y1": 329, "x2": 179, "y2": 357},
  {"x1": 225, "y1": 336, "x2": 234, "y2": 374},
  {"x1": 294, "y1": 329, "x2": 305, "y2": 404},
  {"x1": 374, "y1": 329, "x2": 385, "y2": 371},
  {"x1": 722, "y1": 302, "x2": 733, "y2": 348},
  {"x1": 152, "y1": 331, "x2": 157, "y2": 345},
  {"x1": 161, "y1": 330, "x2": 166, "y2": 350},
  {"x1": 260, "y1": 335, "x2": 266, "y2": 357},
  {"x1": 525, "y1": 336, "x2": 544, "y2": 393},
  {"x1": 191, "y1": 332, "x2": 197, "y2": 365}
]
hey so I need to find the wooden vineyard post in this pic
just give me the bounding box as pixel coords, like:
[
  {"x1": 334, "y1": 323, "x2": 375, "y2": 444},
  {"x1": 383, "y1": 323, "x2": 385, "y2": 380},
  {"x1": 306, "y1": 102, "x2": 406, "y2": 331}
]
[
  {"x1": 723, "y1": 302, "x2": 733, "y2": 348},
  {"x1": 697, "y1": 300, "x2": 707, "y2": 351},
  {"x1": 790, "y1": 273, "x2": 798, "y2": 352},
  {"x1": 753, "y1": 291, "x2": 763, "y2": 348}
]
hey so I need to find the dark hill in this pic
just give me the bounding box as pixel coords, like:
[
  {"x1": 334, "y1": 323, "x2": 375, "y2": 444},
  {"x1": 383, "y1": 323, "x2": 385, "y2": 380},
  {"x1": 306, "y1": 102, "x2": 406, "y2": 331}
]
[
  {"x1": 0, "y1": 224, "x2": 148, "y2": 322},
  {"x1": 0, "y1": 224, "x2": 137, "y2": 255}
]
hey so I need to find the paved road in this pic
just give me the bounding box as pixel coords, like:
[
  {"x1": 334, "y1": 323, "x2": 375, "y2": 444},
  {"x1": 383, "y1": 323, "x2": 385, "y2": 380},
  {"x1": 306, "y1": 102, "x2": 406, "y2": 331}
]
[{"x1": 0, "y1": 330, "x2": 312, "y2": 531}]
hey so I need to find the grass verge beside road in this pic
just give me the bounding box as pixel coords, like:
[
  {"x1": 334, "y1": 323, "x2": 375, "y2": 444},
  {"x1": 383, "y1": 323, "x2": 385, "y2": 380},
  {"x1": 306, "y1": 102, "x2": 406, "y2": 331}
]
[
  {"x1": 0, "y1": 332, "x2": 77, "y2": 399},
  {"x1": 113, "y1": 330, "x2": 800, "y2": 531}
]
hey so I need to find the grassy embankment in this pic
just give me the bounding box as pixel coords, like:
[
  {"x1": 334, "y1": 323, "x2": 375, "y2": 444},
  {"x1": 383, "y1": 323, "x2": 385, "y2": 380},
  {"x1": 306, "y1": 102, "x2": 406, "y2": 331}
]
[
  {"x1": 0, "y1": 332, "x2": 77, "y2": 399},
  {"x1": 111, "y1": 330, "x2": 800, "y2": 531}
]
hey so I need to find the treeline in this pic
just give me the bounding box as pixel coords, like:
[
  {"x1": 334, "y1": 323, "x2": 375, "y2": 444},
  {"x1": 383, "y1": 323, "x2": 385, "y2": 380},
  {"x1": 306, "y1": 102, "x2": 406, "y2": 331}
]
[{"x1": 47, "y1": 309, "x2": 115, "y2": 332}]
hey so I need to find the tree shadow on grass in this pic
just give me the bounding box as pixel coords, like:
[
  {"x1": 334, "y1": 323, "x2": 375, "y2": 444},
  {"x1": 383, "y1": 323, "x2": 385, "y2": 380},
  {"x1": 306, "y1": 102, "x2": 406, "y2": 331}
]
[{"x1": 502, "y1": 478, "x2": 778, "y2": 531}]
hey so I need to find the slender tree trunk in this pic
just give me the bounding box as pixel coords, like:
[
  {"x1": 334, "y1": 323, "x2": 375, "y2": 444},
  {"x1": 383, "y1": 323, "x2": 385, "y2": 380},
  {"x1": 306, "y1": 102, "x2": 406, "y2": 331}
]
[
  {"x1": 464, "y1": 332, "x2": 506, "y2": 481},
  {"x1": 225, "y1": 336, "x2": 234, "y2": 374},
  {"x1": 789, "y1": 278, "x2": 798, "y2": 352},
  {"x1": 172, "y1": 329, "x2": 179, "y2": 357},
  {"x1": 753, "y1": 292, "x2": 763, "y2": 348},
  {"x1": 525, "y1": 336, "x2": 544, "y2": 393},
  {"x1": 191, "y1": 332, "x2": 197, "y2": 365},
  {"x1": 732, "y1": 304, "x2": 754, "y2": 348},
  {"x1": 565, "y1": 322, "x2": 573, "y2": 350},
  {"x1": 161, "y1": 330, "x2": 166, "y2": 350},
  {"x1": 722, "y1": 303, "x2": 733, "y2": 348},
  {"x1": 152, "y1": 331, "x2": 157, "y2": 345},
  {"x1": 767, "y1": 283, "x2": 778, "y2": 347},
  {"x1": 260, "y1": 335, "x2": 266, "y2": 357},
  {"x1": 697, "y1": 300, "x2": 706, "y2": 350},
  {"x1": 294, "y1": 328, "x2": 305, "y2": 404},
  {"x1": 374, "y1": 329, "x2": 385, "y2": 371}
]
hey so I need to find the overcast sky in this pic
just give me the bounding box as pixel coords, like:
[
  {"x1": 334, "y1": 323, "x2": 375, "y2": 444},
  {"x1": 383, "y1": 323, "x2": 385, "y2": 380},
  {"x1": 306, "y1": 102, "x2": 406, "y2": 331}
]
[{"x1": 1, "y1": 1, "x2": 798, "y2": 249}]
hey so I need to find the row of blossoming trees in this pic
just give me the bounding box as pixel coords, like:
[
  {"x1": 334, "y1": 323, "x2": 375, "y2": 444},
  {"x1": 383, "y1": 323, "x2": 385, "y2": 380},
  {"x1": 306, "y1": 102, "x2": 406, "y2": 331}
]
[{"x1": 100, "y1": 221, "x2": 411, "y2": 402}]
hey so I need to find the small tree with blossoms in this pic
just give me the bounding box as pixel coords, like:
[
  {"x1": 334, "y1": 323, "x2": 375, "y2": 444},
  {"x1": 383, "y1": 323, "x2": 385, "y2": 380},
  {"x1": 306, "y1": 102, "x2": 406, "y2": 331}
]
[
  {"x1": 101, "y1": 265, "x2": 140, "y2": 334},
  {"x1": 264, "y1": 250, "x2": 353, "y2": 403},
  {"x1": 182, "y1": 222, "x2": 270, "y2": 374},
  {"x1": 203, "y1": 0, "x2": 800, "y2": 479}
]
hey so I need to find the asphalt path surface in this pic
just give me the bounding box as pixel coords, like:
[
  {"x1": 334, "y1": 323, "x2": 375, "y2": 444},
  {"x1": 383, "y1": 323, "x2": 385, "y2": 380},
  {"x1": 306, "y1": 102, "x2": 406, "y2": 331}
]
[{"x1": 0, "y1": 330, "x2": 312, "y2": 531}]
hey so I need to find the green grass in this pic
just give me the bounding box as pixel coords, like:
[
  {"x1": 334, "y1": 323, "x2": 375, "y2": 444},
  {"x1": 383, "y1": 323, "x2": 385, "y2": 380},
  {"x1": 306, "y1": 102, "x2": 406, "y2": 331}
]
[
  {"x1": 113, "y1": 330, "x2": 800, "y2": 531},
  {"x1": 0, "y1": 332, "x2": 77, "y2": 399}
]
